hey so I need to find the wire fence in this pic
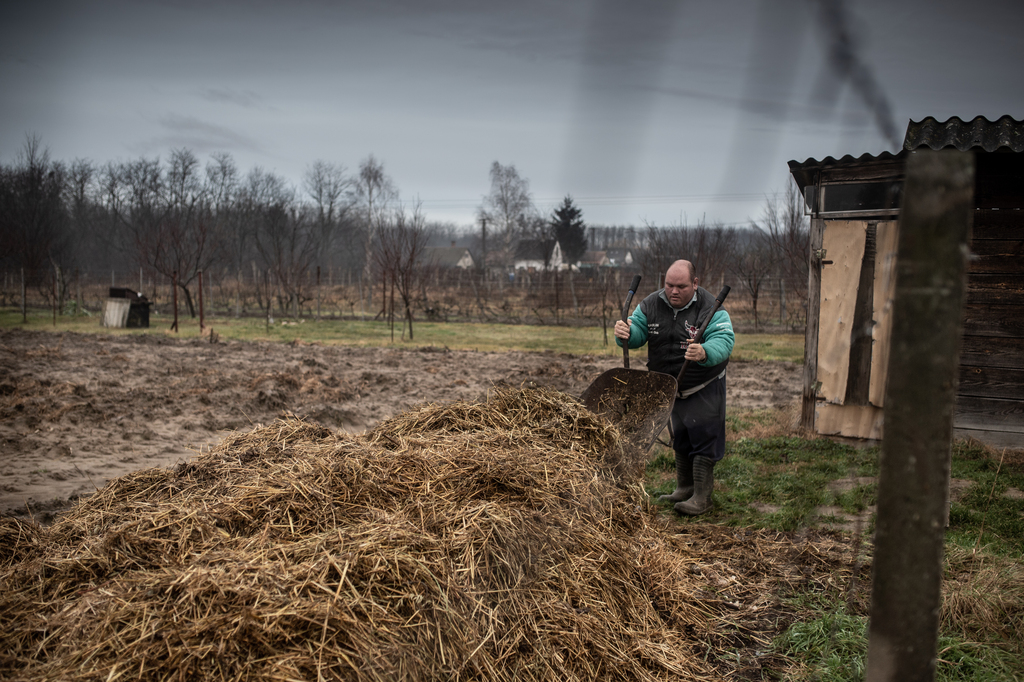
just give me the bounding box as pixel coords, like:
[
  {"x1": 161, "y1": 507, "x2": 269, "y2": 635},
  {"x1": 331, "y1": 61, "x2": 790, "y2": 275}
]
[{"x1": 2, "y1": 266, "x2": 807, "y2": 333}]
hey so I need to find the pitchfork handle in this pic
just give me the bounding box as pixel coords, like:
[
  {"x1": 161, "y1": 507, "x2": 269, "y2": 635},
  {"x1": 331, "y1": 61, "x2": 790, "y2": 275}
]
[
  {"x1": 676, "y1": 285, "x2": 731, "y2": 384},
  {"x1": 621, "y1": 275, "x2": 642, "y2": 369}
]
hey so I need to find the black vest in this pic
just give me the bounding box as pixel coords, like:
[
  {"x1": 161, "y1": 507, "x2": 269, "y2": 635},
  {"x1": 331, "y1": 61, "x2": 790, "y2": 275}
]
[{"x1": 641, "y1": 286, "x2": 729, "y2": 391}]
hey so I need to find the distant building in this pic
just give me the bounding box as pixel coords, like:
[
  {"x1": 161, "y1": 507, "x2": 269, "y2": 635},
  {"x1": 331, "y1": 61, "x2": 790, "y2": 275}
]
[
  {"x1": 606, "y1": 247, "x2": 634, "y2": 267},
  {"x1": 422, "y1": 245, "x2": 475, "y2": 269},
  {"x1": 513, "y1": 239, "x2": 563, "y2": 271},
  {"x1": 578, "y1": 250, "x2": 611, "y2": 268}
]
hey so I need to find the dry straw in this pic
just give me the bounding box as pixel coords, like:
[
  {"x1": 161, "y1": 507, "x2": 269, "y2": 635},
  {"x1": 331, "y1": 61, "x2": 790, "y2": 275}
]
[{"x1": 0, "y1": 386, "x2": 725, "y2": 681}]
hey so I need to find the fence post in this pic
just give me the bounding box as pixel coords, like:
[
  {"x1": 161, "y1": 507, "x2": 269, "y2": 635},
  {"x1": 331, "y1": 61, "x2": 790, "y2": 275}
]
[
  {"x1": 265, "y1": 270, "x2": 271, "y2": 332},
  {"x1": 171, "y1": 271, "x2": 179, "y2": 332},
  {"x1": 21, "y1": 268, "x2": 27, "y2": 323},
  {"x1": 779, "y1": 277, "x2": 786, "y2": 327},
  {"x1": 198, "y1": 270, "x2": 205, "y2": 332}
]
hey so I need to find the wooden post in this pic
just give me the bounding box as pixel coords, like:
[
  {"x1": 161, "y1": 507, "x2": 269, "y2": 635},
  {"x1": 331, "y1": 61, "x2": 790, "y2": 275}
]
[
  {"x1": 198, "y1": 270, "x2": 205, "y2": 332},
  {"x1": 171, "y1": 271, "x2": 179, "y2": 332},
  {"x1": 235, "y1": 266, "x2": 242, "y2": 318},
  {"x1": 779, "y1": 276, "x2": 786, "y2": 327},
  {"x1": 801, "y1": 216, "x2": 826, "y2": 430},
  {"x1": 554, "y1": 269, "x2": 560, "y2": 323},
  {"x1": 21, "y1": 268, "x2": 27, "y2": 324},
  {"x1": 865, "y1": 150, "x2": 974, "y2": 682},
  {"x1": 316, "y1": 266, "x2": 322, "y2": 322}
]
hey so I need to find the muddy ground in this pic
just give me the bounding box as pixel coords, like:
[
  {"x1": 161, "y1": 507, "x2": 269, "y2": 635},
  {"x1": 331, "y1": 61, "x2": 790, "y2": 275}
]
[{"x1": 0, "y1": 329, "x2": 801, "y2": 520}]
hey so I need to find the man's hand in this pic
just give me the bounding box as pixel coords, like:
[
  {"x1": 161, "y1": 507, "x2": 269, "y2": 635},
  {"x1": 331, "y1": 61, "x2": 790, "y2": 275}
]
[
  {"x1": 614, "y1": 319, "x2": 631, "y2": 340},
  {"x1": 685, "y1": 340, "x2": 707, "y2": 362}
]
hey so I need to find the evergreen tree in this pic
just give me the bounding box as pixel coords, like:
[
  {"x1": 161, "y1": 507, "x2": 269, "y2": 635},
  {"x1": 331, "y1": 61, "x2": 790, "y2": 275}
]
[{"x1": 550, "y1": 195, "x2": 587, "y2": 263}]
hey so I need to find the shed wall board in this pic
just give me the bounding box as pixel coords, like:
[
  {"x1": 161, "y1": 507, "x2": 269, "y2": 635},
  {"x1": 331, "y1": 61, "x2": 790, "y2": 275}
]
[
  {"x1": 958, "y1": 365, "x2": 1024, "y2": 400},
  {"x1": 955, "y1": 398, "x2": 1024, "y2": 433},
  {"x1": 869, "y1": 221, "x2": 899, "y2": 407},
  {"x1": 815, "y1": 403, "x2": 884, "y2": 440},
  {"x1": 954, "y1": 428, "x2": 1024, "y2": 450},
  {"x1": 959, "y1": 336, "x2": 1024, "y2": 369},
  {"x1": 817, "y1": 221, "x2": 867, "y2": 403},
  {"x1": 802, "y1": 218, "x2": 827, "y2": 430}
]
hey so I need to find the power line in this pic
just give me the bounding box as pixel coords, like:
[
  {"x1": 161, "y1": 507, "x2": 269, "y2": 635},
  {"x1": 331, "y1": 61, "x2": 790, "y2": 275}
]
[{"x1": 414, "y1": 192, "x2": 766, "y2": 210}]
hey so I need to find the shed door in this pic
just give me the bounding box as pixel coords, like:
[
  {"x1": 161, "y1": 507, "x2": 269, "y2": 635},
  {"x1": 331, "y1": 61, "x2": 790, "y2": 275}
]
[{"x1": 815, "y1": 220, "x2": 898, "y2": 439}]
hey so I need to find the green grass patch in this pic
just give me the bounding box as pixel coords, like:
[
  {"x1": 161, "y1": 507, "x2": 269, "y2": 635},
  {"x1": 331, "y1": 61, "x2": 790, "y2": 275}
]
[
  {"x1": 775, "y1": 607, "x2": 867, "y2": 682},
  {"x1": 646, "y1": 436, "x2": 879, "y2": 532},
  {"x1": 645, "y1": 434, "x2": 1024, "y2": 680},
  {"x1": 774, "y1": 608, "x2": 1019, "y2": 682},
  {"x1": 945, "y1": 441, "x2": 1024, "y2": 557},
  {"x1": 732, "y1": 333, "x2": 804, "y2": 363},
  {"x1": 0, "y1": 308, "x2": 804, "y2": 361},
  {"x1": 1, "y1": 309, "x2": 636, "y2": 356}
]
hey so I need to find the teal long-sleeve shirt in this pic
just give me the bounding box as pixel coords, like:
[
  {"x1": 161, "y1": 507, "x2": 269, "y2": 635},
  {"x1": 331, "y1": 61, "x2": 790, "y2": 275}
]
[{"x1": 616, "y1": 299, "x2": 734, "y2": 368}]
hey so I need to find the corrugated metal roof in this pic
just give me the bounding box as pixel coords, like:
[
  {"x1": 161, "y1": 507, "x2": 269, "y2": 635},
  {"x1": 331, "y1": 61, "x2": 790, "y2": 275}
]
[
  {"x1": 903, "y1": 115, "x2": 1024, "y2": 153},
  {"x1": 788, "y1": 115, "x2": 1024, "y2": 195},
  {"x1": 788, "y1": 150, "x2": 904, "y2": 173},
  {"x1": 787, "y1": 151, "x2": 906, "y2": 193}
]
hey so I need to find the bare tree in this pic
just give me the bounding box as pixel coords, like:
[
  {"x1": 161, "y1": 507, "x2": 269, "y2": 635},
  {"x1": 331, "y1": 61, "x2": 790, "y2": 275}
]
[
  {"x1": 480, "y1": 161, "x2": 536, "y2": 268},
  {"x1": 372, "y1": 203, "x2": 434, "y2": 340},
  {"x1": 756, "y1": 181, "x2": 809, "y2": 307},
  {"x1": 356, "y1": 155, "x2": 397, "y2": 317},
  {"x1": 62, "y1": 158, "x2": 107, "y2": 300},
  {"x1": 304, "y1": 160, "x2": 354, "y2": 267},
  {"x1": 247, "y1": 170, "x2": 320, "y2": 318},
  {"x1": 639, "y1": 217, "x2": 736, "y2": 290},
  {"x1": 733, "y1": 228, "x2": 773, "y2": 331},
  {"x1": 0, "y1": 136, "x2": 73, "y2": 281},
  {"x1": 100, "y1": 149, "x2": 227, "y2": 317},
  {"x1": 205, "y1": 153, "x2": 246, "y2": 314},
  {"x1": 125, "y1": 150, "x2": 220, "y2": 316}
]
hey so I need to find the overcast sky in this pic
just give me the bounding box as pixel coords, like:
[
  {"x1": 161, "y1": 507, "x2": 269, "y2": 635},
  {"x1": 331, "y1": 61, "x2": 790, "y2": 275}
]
[{"x1": 2, "y1": 0, "x2": 1021, "y2": 230}]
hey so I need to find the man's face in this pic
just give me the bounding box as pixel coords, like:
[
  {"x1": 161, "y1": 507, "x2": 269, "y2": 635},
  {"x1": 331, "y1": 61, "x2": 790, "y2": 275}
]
[{"x1": 664, "y1": 268, "x2": 697, "y2": 308}]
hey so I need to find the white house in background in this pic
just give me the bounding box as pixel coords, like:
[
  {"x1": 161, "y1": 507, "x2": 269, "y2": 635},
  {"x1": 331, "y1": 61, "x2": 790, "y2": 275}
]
[
  {"x1": 422, "y1": 245, "x2": 475, "y2": 269},
  {"x1": 513, "y1": 239, "x2": 563, "y2": 271}
]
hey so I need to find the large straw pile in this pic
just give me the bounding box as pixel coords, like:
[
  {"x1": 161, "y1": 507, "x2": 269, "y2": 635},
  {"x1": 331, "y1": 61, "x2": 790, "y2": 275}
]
[{"x1": 0, "y1": 386, "x2": 720, "y2": 681}]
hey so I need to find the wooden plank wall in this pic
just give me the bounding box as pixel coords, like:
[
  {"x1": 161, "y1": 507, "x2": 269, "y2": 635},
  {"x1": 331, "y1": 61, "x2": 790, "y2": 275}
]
[
  {"x1": 869, "y1": 221, "x2": 899, "y2": 407},
  {"x1": 817, "y1": 222, "x2": 866, "y2": 403},
  {"x1": 956, "y1": 206, "x2": 1024, "y2": 447},
  {"x1": 813, "y1": 220, "x2": 899, "y2": 440}
]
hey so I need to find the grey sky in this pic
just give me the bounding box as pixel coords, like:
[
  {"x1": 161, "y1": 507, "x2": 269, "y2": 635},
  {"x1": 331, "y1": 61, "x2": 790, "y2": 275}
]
[{"x1": 2, "y1": 0, "x2": 1021, "y2": 229}]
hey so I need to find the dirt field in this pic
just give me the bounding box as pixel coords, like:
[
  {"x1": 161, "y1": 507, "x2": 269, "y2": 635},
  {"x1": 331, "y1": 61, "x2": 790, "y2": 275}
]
[{"x1": 0, "y1": 329, "x2": 800, "y2": 519}]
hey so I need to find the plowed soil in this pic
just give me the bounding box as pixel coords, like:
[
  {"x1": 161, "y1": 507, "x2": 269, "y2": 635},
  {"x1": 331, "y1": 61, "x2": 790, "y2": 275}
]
[{"x1": 0, "y1": 329, "x2": 800, "y2": 519}]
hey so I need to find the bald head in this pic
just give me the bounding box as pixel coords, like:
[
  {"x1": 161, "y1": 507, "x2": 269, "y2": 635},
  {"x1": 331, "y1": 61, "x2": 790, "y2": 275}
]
[
  {"x1": 666, "y1": 260, "x2": 695, "y2": 283},
  {"x1": 664, "y1": 260, "x2": 698, "y2": 308}
]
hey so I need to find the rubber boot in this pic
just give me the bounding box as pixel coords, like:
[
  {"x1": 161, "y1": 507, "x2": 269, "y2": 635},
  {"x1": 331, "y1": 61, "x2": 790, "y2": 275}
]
[
  {"x1": 674, "y1": 456, "x2": 715, "y2": 516},
  {"x1": 657, "y1": 453, "x2": 694, "y2": 504}
]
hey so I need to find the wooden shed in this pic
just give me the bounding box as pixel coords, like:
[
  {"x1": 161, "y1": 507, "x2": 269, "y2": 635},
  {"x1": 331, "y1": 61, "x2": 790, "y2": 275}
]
[{"x1": 789, "y1": 115, "x2": 1024, "y2": 449}]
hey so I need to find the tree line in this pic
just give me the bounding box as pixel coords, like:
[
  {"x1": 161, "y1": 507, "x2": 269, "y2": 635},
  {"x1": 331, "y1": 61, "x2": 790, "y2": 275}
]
[{"x1": 1, "y1": 136, "x2": 809, "y2": 334}]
